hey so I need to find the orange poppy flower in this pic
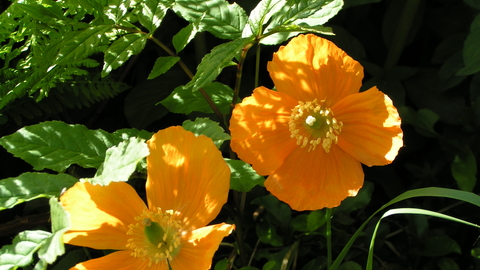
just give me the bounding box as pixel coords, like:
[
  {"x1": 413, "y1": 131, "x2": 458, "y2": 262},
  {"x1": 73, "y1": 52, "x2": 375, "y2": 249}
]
[
  {"x1": 229, "y1": 34, "x2": 403, "y2": 211},
  {"x1": 60, "y1": 126, "x2": 234, "y2": 270}
]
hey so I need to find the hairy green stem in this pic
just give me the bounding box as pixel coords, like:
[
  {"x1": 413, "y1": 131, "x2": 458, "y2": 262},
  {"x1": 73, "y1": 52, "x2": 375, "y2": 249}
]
[{"x1": 383, "y1": 0, "x2": 421, "y2": 69}]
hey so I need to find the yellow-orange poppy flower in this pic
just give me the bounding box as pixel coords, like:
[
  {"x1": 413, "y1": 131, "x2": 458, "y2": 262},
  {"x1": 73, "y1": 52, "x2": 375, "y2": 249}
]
[
  {"x1": 60, "y1": 126, "x2": 234, "y2": 270},
  {"x1": 229, "y1": 34, "x2": 403, "y2": 211}
]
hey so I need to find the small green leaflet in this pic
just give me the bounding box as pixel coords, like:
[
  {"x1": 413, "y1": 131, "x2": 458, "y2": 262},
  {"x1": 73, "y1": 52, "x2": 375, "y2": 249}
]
[
  {"x1": 182, "y1": 118, "x2": 231, "y2": 148},
  {"x1": 225, "y1": 159, "x2": 265, "y2": 192},
  {"x1": 242, "y1": 0, "x2": 286, "y2": 38},
  {"x1": 172, "y1": 14, "x2": 205, "y2": 53},
  {"x1": 148, "y1": 56, "x2": 180, "y2": 80},
  {"x1": 136, "y1": 0, "x2": 173, "y2": 33}
]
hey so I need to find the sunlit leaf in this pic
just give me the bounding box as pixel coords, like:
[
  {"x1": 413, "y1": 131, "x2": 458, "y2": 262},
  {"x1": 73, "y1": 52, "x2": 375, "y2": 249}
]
[
  {"x1": 136, "y1": 0, "x2": 173, "y2": 33},
  {"x1": 0, "y1": 121, "x2": 151, "y2": 172},
  {"x1": 242, "y1": 0, "x2": 286, "y2": 37},
  {"x1": 102, "y1": 33, "x2": 148, "y2": 77},
  {"x1": 173, "y1": 0, "x2": 248, "y2": 40},
  {"x1": 225, "y1": 159, "x2": 264, "y2": 192},
  {"x1": 182, "y1": 118, "x2": 230, "y2": 148},
  {"x1": 37, "y1": 197, "x2": 71, "y2": 264},
  {"x1": 87, "y1": 137, "x2": 149, "y2": 186},
  {"x1": 0, "y1": 230, "x2": 51, "y2": 270},
  {"x1": 161, "y1": 82, "x2": 234, "y2": 114},
  {"x1": 0, "y1": 172, "x2": 77, "y2": 210}
]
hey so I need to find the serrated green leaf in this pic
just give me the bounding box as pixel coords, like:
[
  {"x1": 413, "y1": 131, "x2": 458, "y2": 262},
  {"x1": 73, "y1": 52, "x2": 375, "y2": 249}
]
[
  {"x1": 243, "y1": 0, "x2": 286, "y2": 37},
  {"x1": 147, "y1": 56, "x2": 180, "y2": 80},
  {"x1": 136, "y1": 0, "x2": 173, "y2": 33},
  {"x1": 0, "y1": 172, "x2": 77, "y2": 211},
  {"x1": 87, "y1": 137, "x2": 149, "y2": 186},
  {"x1": 15, "y1": 3, "x2": 66, "y2": 23},
  {"x1": 161, "y1": 82, "x2": 234, "y2": 114},
  {"x1": 0, "y1": 230, "x2": 51, "y2": 270},
  {"x1": 457, "y1": 14, "x2": 480, "y2": 76},
  {"x1": 261, "y1": 0, "x2": 341, "y2": 45},
  {"x1": 451, "y1": 147, "x2": 477, "y2": 192},
  {"x1": 37, "y1": 197, "x2": 70, "y2": 264},
  {"x1": 0, "y1": 121, "x2": 147, "y2": 172},
  {"x1": 184, "y1": 38, "x2": 252, "y2": 92},
  {"x1": 102, "y1": 33, "x2": 148, "y2": 77},
  {"x1": 173, "y1": 0, "x2": 247, "y2": 40},
  {"x1": 225, "y1": 159, "x2": 264, "y2": 192},
  {"x1": 53, "y1": 25, "x2": 112, "y2": 66},
  {"x1": 182, "y1": 118, "x2": 231, "y2": 148}
]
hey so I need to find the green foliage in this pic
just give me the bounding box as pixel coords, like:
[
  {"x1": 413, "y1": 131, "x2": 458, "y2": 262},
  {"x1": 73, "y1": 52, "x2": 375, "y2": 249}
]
[
  {"x1": 0, "y1": 172, "x2": 77, "y2": 210},
  {"x1": 0, "y1": 230, "x2": 52, "y2": 270},
  {"x1": 225, "y1": 159, "x2": 265, "y2": 192},
  {"x1": 181, "y1": 117, "x2": 231, "y2": 148}
]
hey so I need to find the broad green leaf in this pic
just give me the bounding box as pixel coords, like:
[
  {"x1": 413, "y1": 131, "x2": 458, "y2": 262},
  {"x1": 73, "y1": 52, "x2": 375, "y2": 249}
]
[
  {"x1": 184, "y1": 38, "x2": 252, "y2": 92},
  {"x1": 53, "y1": 25, "x2": 112, "y2": 66},
  {"x1": 0, "y1": 121, "x2": 150, "y2": 172},
  {"x1": 0, "y1": 172, "x2": 77, "y2": 210},
  {"x1": 161, "y1": 82, "x2": 234, "y2": 114},
  {"x1": 136, "y1": 0, "x2": 173, "y2": 33},
  {"x1": 242, "y1": 0, "x2": 286, "y2": 38},
  {"x1": 451, "y1": 147, "x2": 477, "y2": 192},
  {"x1": 87, "y1": 137, "x2": 149, "y2": 186},
  {"x1": 15, "y1": 3, "x2": 66, "y2": 23},
  {"x1": 457, "y1": 14, "x2": 480, "y2": 76},
  {"x1": 330, "y1": 187, "x2": 480, "y2": 270},
  {"x1": 173, "y1": 0, "x2": 248, "y2": 40},
  {"x1": 182, "y1": 118, "x2": 231, "y2": 148},
  {"x1": 306, "y1": 210, "x2": 327, "y2": 231},
  {"x1": 261, "y1": 0, "x2": 342, "y2": 44},
  {"x1": 147, "y1": 56, "x2": 180, "y2": 80},
  {"x1": 225, "y1": 159, "x2": 264, "y2": 192},
  {"x1": 37, "y1": 197, "x2": 71, "y2": 264},
  {"x1": 262, "y1": 261, "x2": 276, "y2": 270},
  {"x1": 0, "y1": 230, "x2": 51, "y2": 270},
  {"x1": 214, "y1": 259, "x2": 230, "y2": 270},
  {"x1": 102, "y1": 33, "x2": 148, "y2": 77}
]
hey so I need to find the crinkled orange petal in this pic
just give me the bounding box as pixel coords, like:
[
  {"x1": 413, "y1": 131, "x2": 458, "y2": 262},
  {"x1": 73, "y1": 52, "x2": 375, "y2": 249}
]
[
  {"x1": 171, "y1": 223, "x2": 234, "y2": 270},
  {"x1": 60, "y1": 182, "x2": 146, "y2": 250},
  {"x1": 146, "y1": 126, "x2": 230, "y2": 230},
  {"x1": 333, "y1": 87, "x2": 403, "y2": 167},
  {"x1": 265, "y1": 145, "x2": 364, "y2": 211},
  {"x1": 230, "y1": 86, "x2": 298, "y2": 175},
  {"x1": 267, "y1": 34, "x2": 364, "y2": 107},
  {"x1": 70, "y1": 250, "x2": 152, "y2": 270}
]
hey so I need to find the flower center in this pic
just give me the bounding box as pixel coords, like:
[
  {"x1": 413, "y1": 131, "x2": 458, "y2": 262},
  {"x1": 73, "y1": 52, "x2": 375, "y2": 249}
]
[
  {"x1": 126, "y1": 208, "x2": 182, "y2": 266},
  {"x1": 289, "y1": 99, "x2": 343, "y2": 152}
]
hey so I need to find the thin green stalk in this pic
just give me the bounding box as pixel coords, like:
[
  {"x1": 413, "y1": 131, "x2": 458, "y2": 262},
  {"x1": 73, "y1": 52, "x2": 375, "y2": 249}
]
[
  {"x1": 231, "y1": 43, "x2": 253, "y2": 111},
  {"x1": 326, "y1": 208, "x2": 333, "y2": 269},
  {"x1": 383, "y1": 0, "x2": 421, "y2": 69},
  {"x1": 254, "y1": 43, "x2": 261, "y2": 88}
]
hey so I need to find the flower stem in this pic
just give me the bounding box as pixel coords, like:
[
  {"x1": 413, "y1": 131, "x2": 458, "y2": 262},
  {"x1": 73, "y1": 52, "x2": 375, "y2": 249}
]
[
  {"x1": 254, "y1": 43, "x2": 261, "y2": 88},
  {"x1": 231, "y1": 43, "x2": 253, "y2": 111},
  {"x1": 326, "y1": 208, "x2": 333, "y2": 269}
]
